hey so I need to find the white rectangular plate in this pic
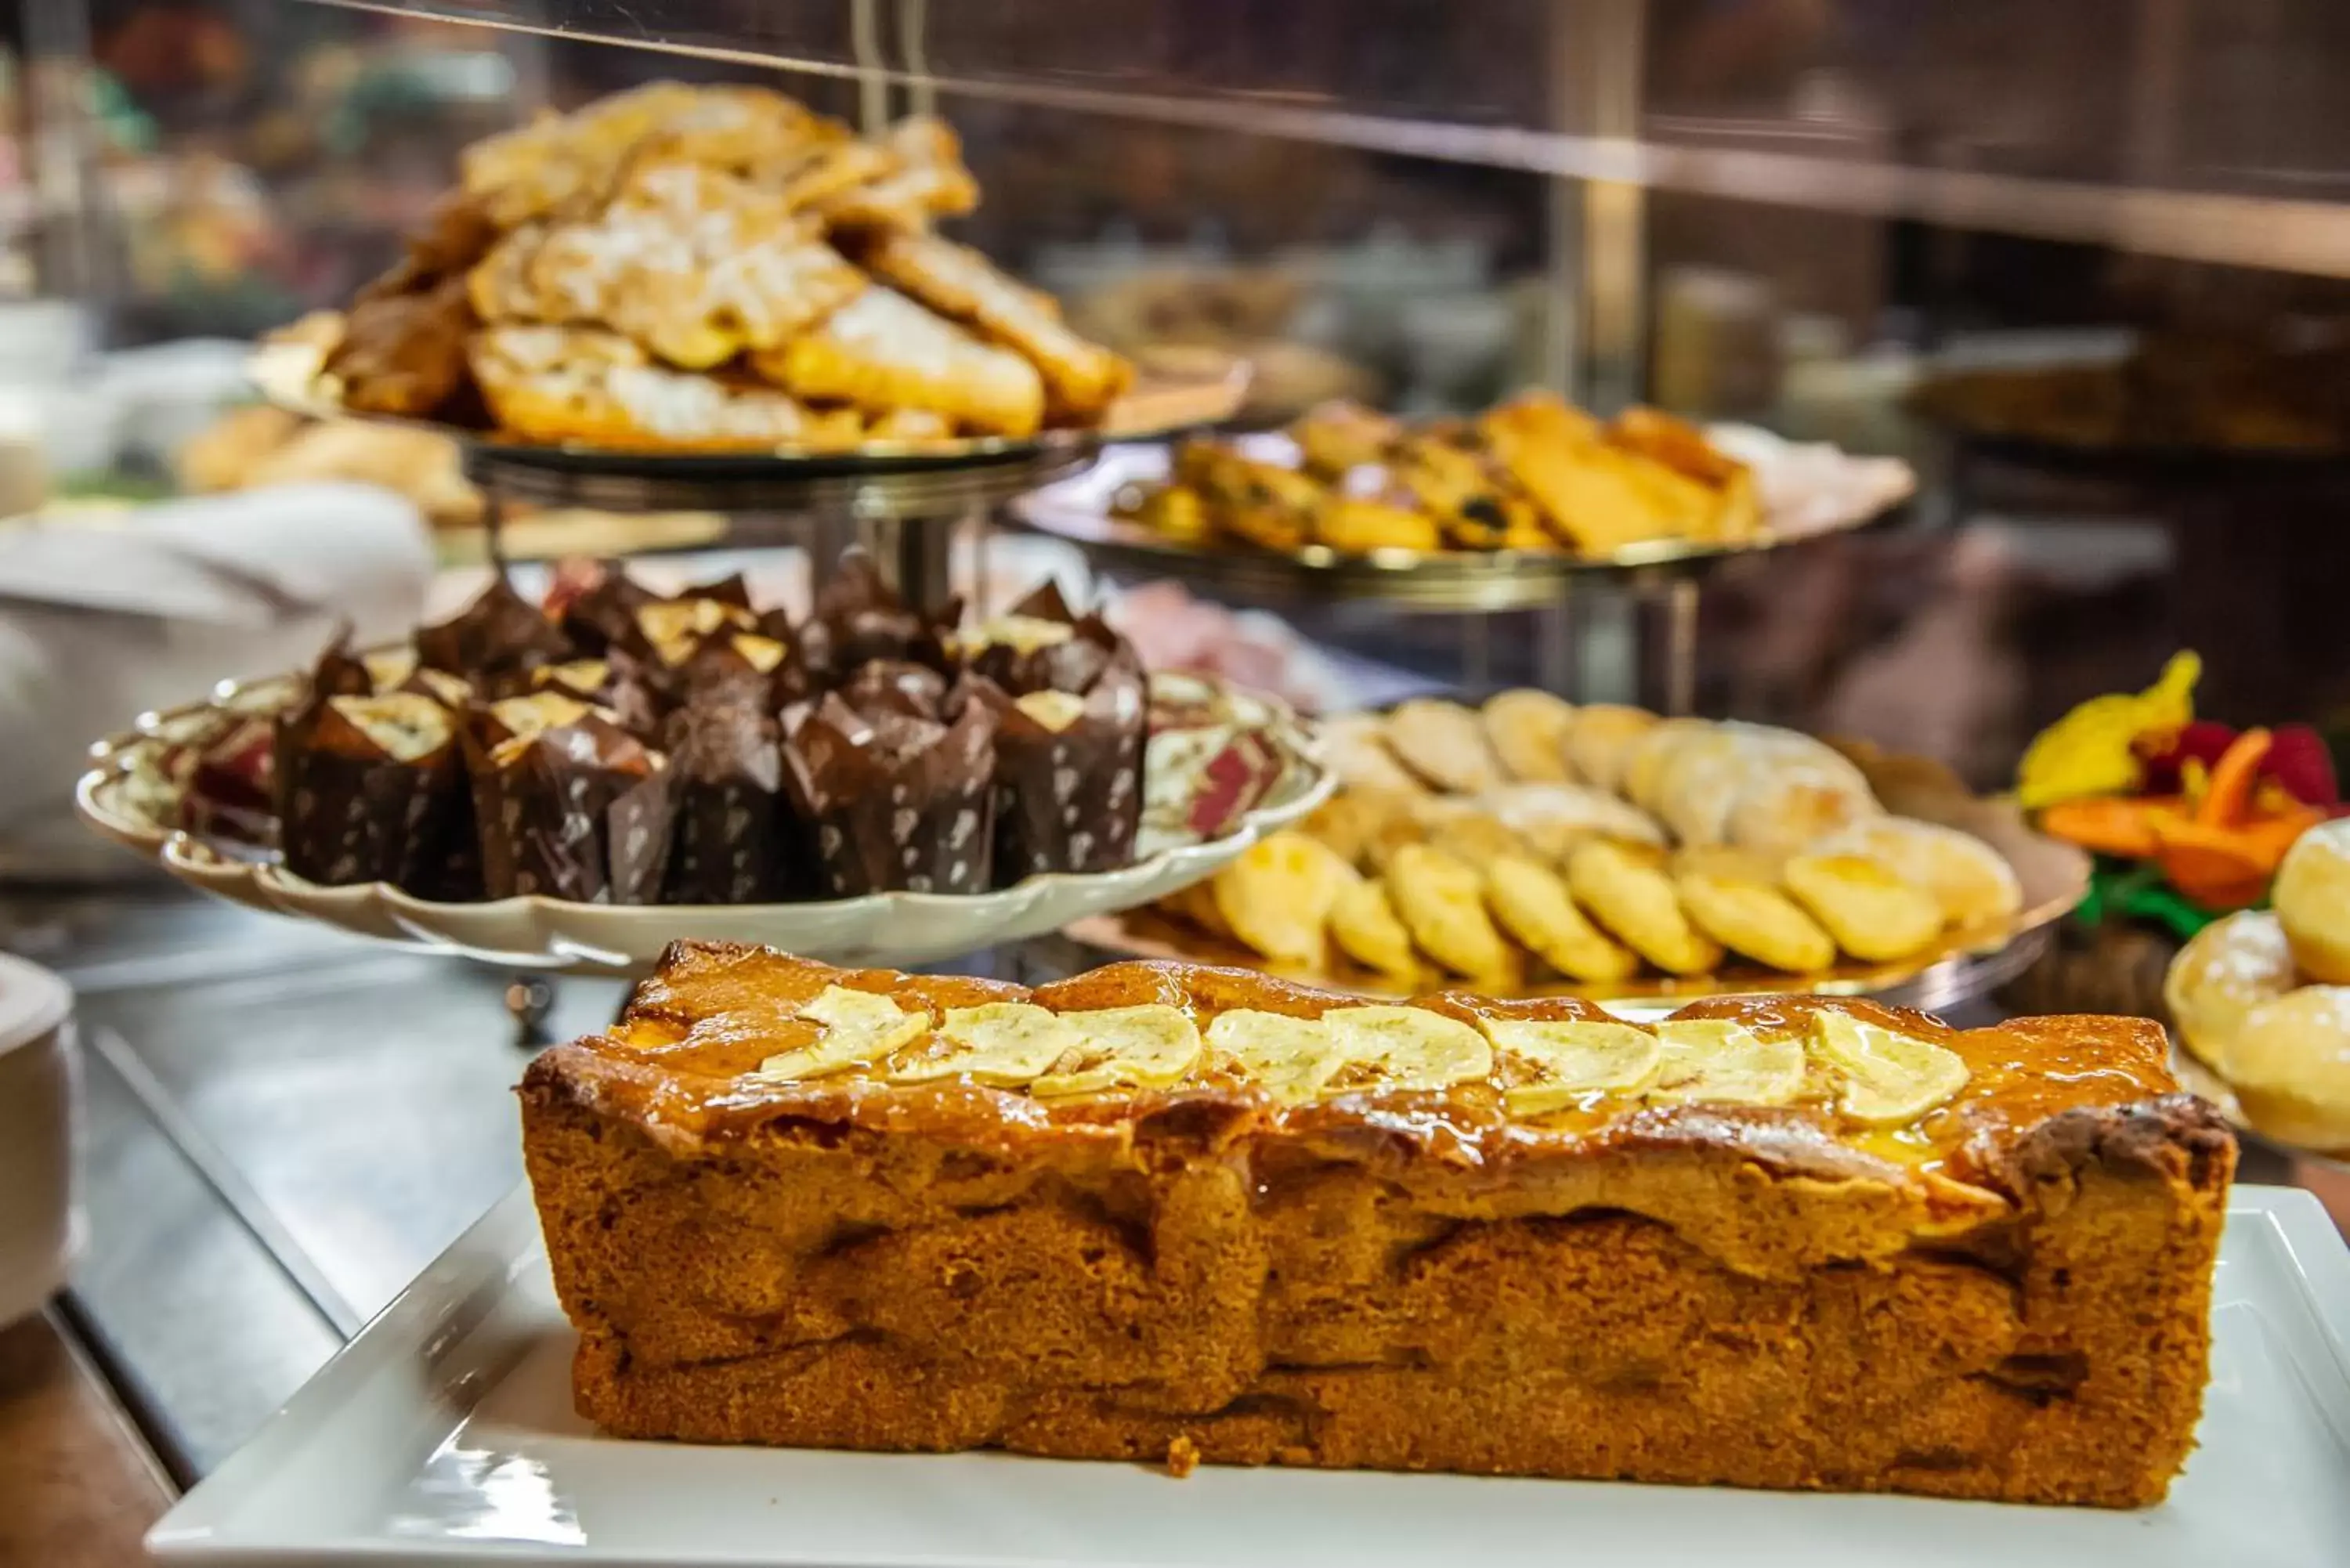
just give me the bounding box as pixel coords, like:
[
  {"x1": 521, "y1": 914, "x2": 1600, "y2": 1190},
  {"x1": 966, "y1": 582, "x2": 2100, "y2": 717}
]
[{"x1": 151, "y1": 1186, "x2": 2350, "y2": 1568}]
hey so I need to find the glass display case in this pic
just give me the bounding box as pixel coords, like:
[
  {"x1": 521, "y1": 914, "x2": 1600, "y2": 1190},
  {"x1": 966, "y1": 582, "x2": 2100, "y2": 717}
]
[{"x1": 11, "y1": 0, "x2": 2350, "y2": 1548}]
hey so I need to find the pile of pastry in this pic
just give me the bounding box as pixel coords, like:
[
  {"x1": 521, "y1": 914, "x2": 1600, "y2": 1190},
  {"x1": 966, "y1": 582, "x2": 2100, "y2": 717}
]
[
  {"x1": 175, "y1": 404, "x2": 481, "y2": 526},
  {"x1": 1159, "y1": 691, "x2": 2023, "y2": 992},
  {"x1": 2167, "y1": 820, "x2": 2350, "y2": 1154},
  {"x1": 317, "y1": 82, "x2": 1130, "y2": 450},
  {"x1": 1120, "y1": 392, "x2": 1759, "y2": 558},
  {"x1": 222, "y1": 552, "x2": 1230, "y2": 906}
]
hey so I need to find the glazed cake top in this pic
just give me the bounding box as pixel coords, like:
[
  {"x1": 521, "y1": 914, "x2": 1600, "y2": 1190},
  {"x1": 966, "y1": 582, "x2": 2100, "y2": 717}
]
[{"x1": 533, "y1": 942, "x2": 2204, "y2": 1208}]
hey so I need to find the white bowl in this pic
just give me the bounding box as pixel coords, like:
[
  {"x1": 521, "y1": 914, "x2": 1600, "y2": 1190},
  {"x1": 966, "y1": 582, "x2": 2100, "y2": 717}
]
[{"x1": 0, "y1": 952, "x2": 77, "y2": 1329}]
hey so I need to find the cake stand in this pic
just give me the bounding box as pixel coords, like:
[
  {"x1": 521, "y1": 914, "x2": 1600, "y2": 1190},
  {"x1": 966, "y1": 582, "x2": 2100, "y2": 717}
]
[
  {"x1": 459, "y1": 439, "x2": 1100, "y2": 610},
  {"x1": 75, "y1": 667, "x2": 1330, "y2": 977},
  {"x1": 1007, "y1": 431, "x2": 1915, "y2": 712},
  {"x1": 249, "y1": 334, "x2": 1250, "y2": 609}
]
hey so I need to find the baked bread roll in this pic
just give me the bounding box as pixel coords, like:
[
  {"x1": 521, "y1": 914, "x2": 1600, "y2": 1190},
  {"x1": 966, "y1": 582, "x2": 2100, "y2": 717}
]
[
  {"x1": 1477, "y1": 390, "x2": 1687, "y2": 554},
  {"x1": 1724, "y1": 768, "x2": 1880, "y2": 858},
  {"x1": 1385, "y1": 844, "x2": 1521, "y2": 985},
  {"x1": 1314, "y1": 495, "x2": 1441, "y2": 554},
  {"x1": 1426, "y1": 812, "x2": 1540, "y2": 873},
  {"x1": 814, "y1": 114, "x2": 982, "y2": 231},
  {"x1": 1296, "y1": 789, "x2": 1413, "y2": 869},
  {"x1": 2225, "y1": 987, "x2": 2350, "y2": 1154},
  {"x1": 1211, "y1": 832, "x2": 1354, "y2": 972},
  {"x1": 1483, "y1": 853, "x2": 1638, "y2": 982},
  {"x1": 1806, "y1": 816, "x2": 2021, "y2": 930},
  {"x1": 1561, "y1": 704, "x2": 1657, "y2": 793},
  {"x1": 1386, "y1": 434, "x2": 1549, "y2": 551},
  {"x1": 1326, "y1": 878, "x2": 1422, "y2": 984},
  {"x1": 1480, "y1": 689, "x2": 1577, "y2": 783},
  {"x1": 1676, "y1": 870, "x2": 1838, "y2": 974},
  {"x1": 1289, "y1": 399, "x2": 1401, "y2": 478},
  {"x1": 857, "y1": 228, "x2": 1132, "y2": 423},
  {"x1": 469, "y1": 325, "x2": 844, "y2": 451},
  {"x1": 1566, "y1": 839, "x2": 1723, "y2": 977},
  {"x1": 1384, "y1": 699, "x2": 1506, "y2": 794},
  {"x1": 1644, "y1": 728, "x2": 1751, "y2": 844},
  {"x1": 1318, "y1": 714, "x2": 1427, "y2": 797},
  {"x1": 757, "y1": 285, "x2": 1047, "y2": 437},
  {"x1": 1619, "y1": 718, "x2": 1718, "y2": 815},
  {"x1": 1478, "y1": 782, "x2": 1666, "y2": 859},
  {"x1": 1781, "y1": 853, "x2": 1944, "y2": 963},
  {"x1": 2274, "y1": 820, "x2": 2350, "y2": 983},
  {"x1": 2163, "y1": 909, "x2": 2298, "y2": 1075},
  {"x1": 1647, "y1": 727, "x2": 1864, "y2": 851}
]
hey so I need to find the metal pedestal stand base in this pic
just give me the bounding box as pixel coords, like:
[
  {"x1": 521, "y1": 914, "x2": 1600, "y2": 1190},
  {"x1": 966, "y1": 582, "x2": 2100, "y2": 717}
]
[
  {"x1": 1446, "y1": 573, "x2": 1697, "y2": 713},
  {"x1": 464, "y1": 442, "x2": 1097, "y2": 610},
  {"x1": 463, "y1": 439, "x2": 1104, "y2": 1031}
]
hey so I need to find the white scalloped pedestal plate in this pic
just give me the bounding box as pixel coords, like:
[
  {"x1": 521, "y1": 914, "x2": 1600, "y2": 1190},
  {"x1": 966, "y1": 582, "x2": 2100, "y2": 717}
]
[{"x1": 78, "y1": 672, "x2": 1330, "y2": 974}]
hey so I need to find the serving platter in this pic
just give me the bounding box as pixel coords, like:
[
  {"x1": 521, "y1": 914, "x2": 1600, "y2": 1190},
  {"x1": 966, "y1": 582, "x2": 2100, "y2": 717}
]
[
  {"x1": 1007, "y1": 428, "x2": 1917, "y2": 612},
  {"x1": 1069, "y1": 732, "x2": 2089, "y2": 1017},
  {"x1": 75, "y1": 670, "x2": 1329, "y2": 974},
  {"x1": 146, "y1": 1183, "x2": 2350, "y2": 1567},
  {"x1": 1067, "y1": 797, "x2": 2081, "y2": 1017},
  {"x1": 249, "y1": 331, "x2": 1252, "y2": 477}
]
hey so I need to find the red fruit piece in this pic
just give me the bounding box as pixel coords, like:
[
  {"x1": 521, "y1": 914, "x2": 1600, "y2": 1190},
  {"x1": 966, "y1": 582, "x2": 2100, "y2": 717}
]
[
  {"x1": 2136, "y1": 720, "x2": 2238, "y2": 793},
  {"x1": 2261, "y1": 724, "x2": 2339, "y2": 807}
]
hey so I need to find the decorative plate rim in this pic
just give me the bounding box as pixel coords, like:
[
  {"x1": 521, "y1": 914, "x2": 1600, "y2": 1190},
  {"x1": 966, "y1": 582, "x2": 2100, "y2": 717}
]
[
  {"x1": 1010, "y1": 433, "x2": 1920, "y2": 578},
  {"x1": 76, "y1": 666, "x2": 1332, "y2": 972},
  {"x1": 248, "y1": 334, "x2": 1253, "y2": 472}
]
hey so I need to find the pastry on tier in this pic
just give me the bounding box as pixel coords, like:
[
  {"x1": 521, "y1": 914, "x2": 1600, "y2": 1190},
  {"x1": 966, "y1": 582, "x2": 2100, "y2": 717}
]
[
  {"x1": 1118, "y1": 392, "x2": 1759, "y2": 561},
  {"x1": 1159, "y1": 690, "x2": 2023, "y2": 993},
  {"x1": 521, "y1": 943, "x2": 2232, "y2": 1506},
  {"x1": 246, "y1": 551, "x2": 1201, "y2": 908},
  {"x1": 313, "y1": 81, "x2": 1130, "y2": 450},
  {"x1": 2164, "y1": 820, "x2": 2350, "y2": 1154}
]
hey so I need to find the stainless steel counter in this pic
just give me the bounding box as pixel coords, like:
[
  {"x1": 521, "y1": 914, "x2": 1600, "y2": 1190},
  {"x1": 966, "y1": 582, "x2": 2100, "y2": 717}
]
[{"x1": 24, "y1": 889, "x2": 634, "y2": 1481}]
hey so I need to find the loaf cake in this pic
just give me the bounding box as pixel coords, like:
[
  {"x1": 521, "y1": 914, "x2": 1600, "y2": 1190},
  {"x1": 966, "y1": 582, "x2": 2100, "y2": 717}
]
[{"x1": 520, "y1": 942, "x2": 2234, "y2": 1506}]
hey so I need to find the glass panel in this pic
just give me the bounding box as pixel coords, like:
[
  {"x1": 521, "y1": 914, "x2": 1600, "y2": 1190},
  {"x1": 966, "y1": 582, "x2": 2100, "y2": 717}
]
[
  {"x1": 70, "y1": 6, "x2": 531, "y2": 344},
  {"x1": 1640, "y1": 182, "x2": 2350, "y2": 778},
  {"x1": 292, "y1": 0, "x2": 2350, "y2": 276}
]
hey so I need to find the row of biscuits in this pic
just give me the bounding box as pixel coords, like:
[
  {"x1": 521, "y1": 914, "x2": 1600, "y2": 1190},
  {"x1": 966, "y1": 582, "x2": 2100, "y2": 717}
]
[
  {"x1": 323, "y1": 83, "x2": 1131, "y2": 450},
  {"x1": 2165, "y1": 818, "x2": 2350, "y2": 1154},
  {"x1": 1160, "y1": 690, "x2": 2023, "y2": 991},
  {"x1": 1122, "y1": 394, "x2": 1758, "y2": 558}
]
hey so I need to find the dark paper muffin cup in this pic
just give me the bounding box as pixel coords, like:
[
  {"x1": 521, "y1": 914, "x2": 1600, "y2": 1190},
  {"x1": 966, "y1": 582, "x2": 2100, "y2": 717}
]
[
  {"x1": 964, "y1": 583, "x2": 1118, "y2": 698},
  {"x1": 274, "y1": 695, "x2": 470, "y2": 893},
  {"x1": 815, "y1": 548, "x2": 960, "y2": 675},
  {"x1": 555, "y1": 565, "x2": 655, "y2": 655},
  {"x1": 839, "y1": 659, "x2": 949, "y2": 721},
  {"x1": 783, "y1": 686, "x2": 995, "y2": 896},
  {"x1": 414, "y1": 576, "x2": 576, "y2": 693},
  {"x1": 977, "y1": 659, "x2": 1146, "y2": 881},
  {"x1": 464, "y1": 717, "x2": 675, "y2": 903},
  {"x1": 662, "y1": 703, "x2": 800, "y2": 904}
]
